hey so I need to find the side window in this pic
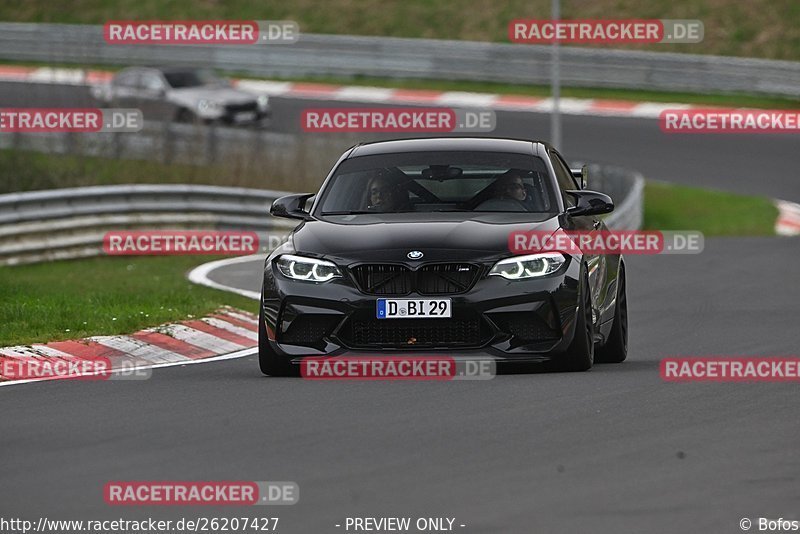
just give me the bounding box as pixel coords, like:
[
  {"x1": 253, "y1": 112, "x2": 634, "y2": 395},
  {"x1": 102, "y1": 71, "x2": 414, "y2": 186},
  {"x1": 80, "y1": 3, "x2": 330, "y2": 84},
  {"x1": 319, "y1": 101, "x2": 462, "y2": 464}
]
[
  {"x1": 555, "y1": 152, "x2": 580, "y2": 189},
  {"x1": 141, "y1": 73, "x2": 165, "y2": 92},
  {"x1": 548, "y1": 150, "x2": 578, "y2": 207},
  {"x1": 113, "y1": 71, "x2": 139, "y2": 88}
]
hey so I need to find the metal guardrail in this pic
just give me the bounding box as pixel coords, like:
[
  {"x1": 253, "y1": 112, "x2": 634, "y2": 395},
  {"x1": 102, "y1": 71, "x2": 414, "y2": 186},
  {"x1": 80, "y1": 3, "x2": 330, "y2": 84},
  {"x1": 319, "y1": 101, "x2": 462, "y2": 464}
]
[
  {"x1": 0, "y1": 165, "x2": 644, "y2": 266},
  {"x1": 0, "y1": 184, "x2": 297, "y2": 265},
  {"x1": 0, "y1": 22, "x2": 799, "y2": 97},
  {"x1": 586, "y1": 164, "x2": 645, "y2": 231}
]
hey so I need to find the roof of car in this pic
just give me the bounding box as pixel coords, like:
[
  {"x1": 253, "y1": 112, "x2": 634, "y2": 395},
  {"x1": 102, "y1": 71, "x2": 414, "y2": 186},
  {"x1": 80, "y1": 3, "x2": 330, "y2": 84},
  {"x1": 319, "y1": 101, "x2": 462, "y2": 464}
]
[{"x1": 349, "y1": 137, "x2": 547, "y2": 157}]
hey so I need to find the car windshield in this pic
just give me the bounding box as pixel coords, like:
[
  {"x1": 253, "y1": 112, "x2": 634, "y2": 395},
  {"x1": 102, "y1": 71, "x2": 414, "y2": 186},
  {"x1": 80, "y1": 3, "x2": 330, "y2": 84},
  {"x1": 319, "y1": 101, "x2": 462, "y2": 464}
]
[
  {"x1": 317, "y1": 150, "x2": 556, "y2": 216},
  {"x1": 162, "y1": 69, "x2": 225, "y2": 88}
]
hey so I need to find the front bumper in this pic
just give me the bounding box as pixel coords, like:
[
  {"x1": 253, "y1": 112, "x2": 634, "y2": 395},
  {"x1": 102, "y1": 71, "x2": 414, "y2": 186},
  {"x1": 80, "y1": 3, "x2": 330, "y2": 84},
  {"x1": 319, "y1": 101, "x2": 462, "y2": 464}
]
[
  {"x1": 261, "y1": 258, "x2": 583, "y2": 363},
  {"x1": 197, "y1": 103, "x2": 269, "y2": 124}
]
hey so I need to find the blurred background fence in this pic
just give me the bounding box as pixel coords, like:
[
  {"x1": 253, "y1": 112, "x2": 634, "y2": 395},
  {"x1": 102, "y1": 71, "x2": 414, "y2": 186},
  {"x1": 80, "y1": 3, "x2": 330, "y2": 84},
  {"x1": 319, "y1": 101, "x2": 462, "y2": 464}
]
[{"x1": 0, "y1": 22, "x2": 799, "y2": 97}]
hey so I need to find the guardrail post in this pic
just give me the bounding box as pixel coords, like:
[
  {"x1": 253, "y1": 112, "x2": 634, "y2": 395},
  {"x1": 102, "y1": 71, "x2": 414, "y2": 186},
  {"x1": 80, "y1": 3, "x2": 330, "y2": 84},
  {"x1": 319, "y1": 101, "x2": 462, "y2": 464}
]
[
  {"x1": 206, "y1": 123, "x2": 218, "y2": 165},
  {"x1": 161, "y1": 120, "x2": 174, "y2": 164}
]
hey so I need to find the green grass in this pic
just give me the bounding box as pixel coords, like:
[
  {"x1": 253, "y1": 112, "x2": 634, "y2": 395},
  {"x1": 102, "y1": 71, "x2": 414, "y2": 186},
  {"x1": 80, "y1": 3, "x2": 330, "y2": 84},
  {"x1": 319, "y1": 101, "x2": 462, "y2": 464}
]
[
  {"x1": 0, "y1": 255, "x2": 257, "y2": 346},
  {"x1": 1, "y1": 0, "x2": 799, "y2": 60},
  {"x1": 643, "y1": 181, "x2": 778, "y2": 235}
]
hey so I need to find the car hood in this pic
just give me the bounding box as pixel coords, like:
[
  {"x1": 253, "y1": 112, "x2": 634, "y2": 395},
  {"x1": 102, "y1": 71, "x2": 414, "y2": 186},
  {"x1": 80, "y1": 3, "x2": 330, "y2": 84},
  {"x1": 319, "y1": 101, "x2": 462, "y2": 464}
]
[
  {"x1": 168, "y1": 86, "x2": 256, "y2": 106},
  {"x1": 291, "y1": 214, "x2": 562, "y2": 264}
]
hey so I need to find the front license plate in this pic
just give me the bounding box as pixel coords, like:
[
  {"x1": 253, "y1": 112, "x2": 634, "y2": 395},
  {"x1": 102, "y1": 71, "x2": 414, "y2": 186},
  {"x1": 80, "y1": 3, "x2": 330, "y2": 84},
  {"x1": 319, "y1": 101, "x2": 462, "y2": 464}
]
[
  {"x1": 235, "y1": 111, "x2": 257, "y2": 122},
  {"x1": 376, "y1": 298, "x2": 451, "y2": 319}
]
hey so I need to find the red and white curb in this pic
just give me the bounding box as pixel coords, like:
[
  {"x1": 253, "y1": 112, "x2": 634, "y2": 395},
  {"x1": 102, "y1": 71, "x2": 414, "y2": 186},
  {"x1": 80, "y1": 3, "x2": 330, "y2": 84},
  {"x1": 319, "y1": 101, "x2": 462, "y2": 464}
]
[
  {"x1": 0, "y1": 65, "x2": 694, "y2": 119},
  {"x1": 0, "y1": 306, "x2": 258, "y2": 386},
  {"x1": 775, "y1": 200, "x2": 800, "y2": 236}
]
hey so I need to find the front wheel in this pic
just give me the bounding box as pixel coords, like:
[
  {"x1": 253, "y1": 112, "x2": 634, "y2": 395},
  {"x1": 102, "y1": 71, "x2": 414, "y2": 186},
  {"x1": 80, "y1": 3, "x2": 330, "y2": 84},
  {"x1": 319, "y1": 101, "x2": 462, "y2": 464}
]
[
  {"x1": 174, "y1": 107, "x2": 197, "y2": 124},
  {"x1": 556, "y1": 272, "x2": 594, "y2": 372},
  {"x1": 258, "y1": 305, "x2": 298, "y2": 377},
  {"x1": 595, "y1": 264, "x2": 628, "y2": 364}
]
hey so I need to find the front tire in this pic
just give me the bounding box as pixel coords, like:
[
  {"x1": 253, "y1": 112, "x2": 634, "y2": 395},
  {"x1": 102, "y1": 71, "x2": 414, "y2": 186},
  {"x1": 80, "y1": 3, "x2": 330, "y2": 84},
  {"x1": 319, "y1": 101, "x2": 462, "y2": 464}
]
[
  {"x1": 175, "y1": 107, "x2": 196, "y2": 124},
  {"x1": 596, "y1": 263, "x2": 628, "y2": 363},
  {"x1": 258, "y1": 305, "x2": 297, "y2": 377},
  {"x1": 556, "y1": 272, "x2": 594, "y2": 372}
]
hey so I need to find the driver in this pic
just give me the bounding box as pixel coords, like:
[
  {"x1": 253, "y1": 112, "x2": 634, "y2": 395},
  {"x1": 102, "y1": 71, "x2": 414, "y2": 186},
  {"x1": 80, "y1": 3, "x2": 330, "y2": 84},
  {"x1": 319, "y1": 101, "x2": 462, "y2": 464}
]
[{"x1": 366, "y1": 174, "x2": 407, "y2": 211}]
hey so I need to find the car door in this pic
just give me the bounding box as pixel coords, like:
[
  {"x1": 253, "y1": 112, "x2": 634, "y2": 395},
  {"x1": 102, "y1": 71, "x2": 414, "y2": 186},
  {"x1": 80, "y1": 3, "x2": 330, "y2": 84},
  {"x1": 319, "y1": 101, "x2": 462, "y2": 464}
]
[
  {"x1": 137, "y1": 70, "x2": 173, "y2": 120},
  {"x1": 549, "y1": 148, "x2": 609, "y2": 326},
  {"x1": 109, "y1": 70, "x2": 141, "y2": 108}
]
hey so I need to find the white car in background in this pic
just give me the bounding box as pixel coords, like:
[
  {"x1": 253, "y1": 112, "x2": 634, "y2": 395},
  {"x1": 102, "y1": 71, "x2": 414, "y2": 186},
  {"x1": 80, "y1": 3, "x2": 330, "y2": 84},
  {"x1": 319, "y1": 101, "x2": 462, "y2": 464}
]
[{"x1": 91, "y1": 66, "x2": 270, "y2": 126}]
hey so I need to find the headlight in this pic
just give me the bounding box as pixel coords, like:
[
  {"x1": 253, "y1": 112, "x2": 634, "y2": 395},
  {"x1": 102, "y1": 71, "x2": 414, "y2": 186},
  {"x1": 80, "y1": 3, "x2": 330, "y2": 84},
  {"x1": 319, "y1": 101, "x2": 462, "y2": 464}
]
[
  {"x1": 489, "y1": 253, "x2": 566, "y2": 280},
  {"x1": 275, "y1": 254, "x2": 341, "y2": 282},
  {"x1": 197, "y1": 99, "x2": 222, "y2": 112},
  {"x1": 257, "y1": 94, "x2": 269, "y2": 111}
]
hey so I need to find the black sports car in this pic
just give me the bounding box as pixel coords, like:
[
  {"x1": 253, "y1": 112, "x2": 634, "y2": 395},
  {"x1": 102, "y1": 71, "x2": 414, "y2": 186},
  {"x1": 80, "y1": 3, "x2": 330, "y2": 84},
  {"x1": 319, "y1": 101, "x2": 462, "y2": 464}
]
[{"x1": 260, "y1": 137, "x2": 628, "y2": 375}]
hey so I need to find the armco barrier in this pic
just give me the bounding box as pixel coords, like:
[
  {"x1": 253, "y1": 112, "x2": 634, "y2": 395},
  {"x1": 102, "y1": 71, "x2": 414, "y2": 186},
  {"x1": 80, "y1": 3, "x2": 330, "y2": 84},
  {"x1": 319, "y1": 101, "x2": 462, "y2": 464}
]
[
  {"x1": 0, "y1": 22, "x2": 798, "y2": 97},
  {"x1": 0, "y1": 165, "x2": 644, "y2": 266},
  {"x1": 0, "y1": 184, "x2": 297, "y2": 265},
  {"x1": 585, "y1": 163, "x2": 645, "y2": 231}
]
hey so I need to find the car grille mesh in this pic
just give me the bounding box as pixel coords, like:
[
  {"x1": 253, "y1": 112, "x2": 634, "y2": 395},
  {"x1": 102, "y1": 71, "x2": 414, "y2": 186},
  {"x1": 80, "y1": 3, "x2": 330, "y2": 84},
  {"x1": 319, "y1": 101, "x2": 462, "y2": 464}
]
[
  {"x1": 280, "y1": 314, "x2": 340, "y2": 344},
  {"x1": 488, "y1": 311, "x2": 560, "y2": 342},
  {"x1": 351, "y1": 263, "x2": 480, "y2": 295},
  {"x1": 346, "y1": 317, "x2": 483, "y2": 347},
  {"x1": 225, "y1": 102, "x2": 258, "y2": 114}
]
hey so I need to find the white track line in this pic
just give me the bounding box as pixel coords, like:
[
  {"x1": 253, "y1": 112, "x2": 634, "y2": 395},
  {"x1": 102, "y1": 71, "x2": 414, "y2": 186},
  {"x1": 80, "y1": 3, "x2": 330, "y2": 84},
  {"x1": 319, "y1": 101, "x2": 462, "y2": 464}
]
[
  {"x1": 0, "y1": 347, "x2": 257, "y2": 388},
  {"x1": 187, "y1": 254, "x2": 264, "y2": 300}
]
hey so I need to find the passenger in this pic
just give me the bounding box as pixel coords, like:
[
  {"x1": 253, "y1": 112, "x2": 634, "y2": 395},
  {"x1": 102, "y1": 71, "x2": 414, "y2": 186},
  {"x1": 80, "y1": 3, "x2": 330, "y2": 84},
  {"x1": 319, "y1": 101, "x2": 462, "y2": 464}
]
[{"x1": 493, "y1": 170, "x2": 528, "y2": 203}]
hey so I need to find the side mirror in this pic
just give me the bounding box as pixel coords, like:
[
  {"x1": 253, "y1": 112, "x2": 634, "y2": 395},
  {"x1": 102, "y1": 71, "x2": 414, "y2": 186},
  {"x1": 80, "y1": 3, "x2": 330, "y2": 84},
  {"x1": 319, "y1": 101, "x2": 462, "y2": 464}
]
[
  {"x1": 570, "y1": 165, "x2": 588, "y2": 189},
  {"x1": 271, "y1": 193, "x2": 315, "y2": 221},
  {"x1": 565, "y1": 190, "x2": 614, "y2": 217}
]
